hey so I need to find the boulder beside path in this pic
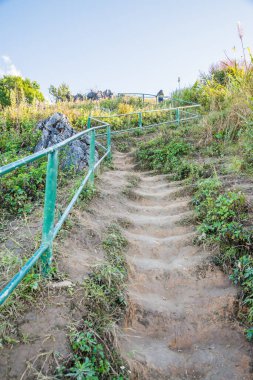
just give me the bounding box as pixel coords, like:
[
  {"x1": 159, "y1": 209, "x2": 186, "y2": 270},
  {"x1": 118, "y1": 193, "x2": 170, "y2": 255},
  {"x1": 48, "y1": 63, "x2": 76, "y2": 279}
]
[{"x1": 35, "y1": 112, "x2": 98, "y2": 171}]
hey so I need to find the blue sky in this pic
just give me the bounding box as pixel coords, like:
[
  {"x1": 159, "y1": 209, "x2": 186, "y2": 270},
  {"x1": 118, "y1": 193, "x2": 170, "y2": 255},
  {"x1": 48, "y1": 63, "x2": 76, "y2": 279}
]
[{"x1": 0, "y1": 0, "x2": 253, "y2": 97}]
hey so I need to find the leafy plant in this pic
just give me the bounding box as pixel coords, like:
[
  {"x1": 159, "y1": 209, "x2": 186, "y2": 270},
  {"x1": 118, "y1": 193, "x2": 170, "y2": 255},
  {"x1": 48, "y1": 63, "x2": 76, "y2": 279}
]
[
  {"x1": 0, "y1": 160, "x2": 47, "y2": 214},
  {"x1": 56, "y1": 224, "x2": 129, "y2": 379},
  {"x1": 64, "y1": 326, "x2": 111, "y2": 379},
  {"x1": 230, "y1": 255, "x2": 253, "y2": 325}
]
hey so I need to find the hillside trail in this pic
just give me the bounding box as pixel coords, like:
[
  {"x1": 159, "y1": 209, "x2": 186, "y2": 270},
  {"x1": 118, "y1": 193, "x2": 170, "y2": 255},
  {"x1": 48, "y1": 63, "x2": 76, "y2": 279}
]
[
  {"x1": 112, "y1": 152, "x2": 253, "y2": 379},
  {"x1": 0, "y1": 149, "x2": 252, "y2": 380}
]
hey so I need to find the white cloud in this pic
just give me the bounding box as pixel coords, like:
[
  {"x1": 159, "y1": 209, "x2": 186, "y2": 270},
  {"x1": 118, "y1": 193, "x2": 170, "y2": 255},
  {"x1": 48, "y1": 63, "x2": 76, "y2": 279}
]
[
  {"x1": 0, "y1": 55, "x2": 22, "y2": 77},
  {"x1": 2, "y1": 55, "x2": 11, "y2": 64}
]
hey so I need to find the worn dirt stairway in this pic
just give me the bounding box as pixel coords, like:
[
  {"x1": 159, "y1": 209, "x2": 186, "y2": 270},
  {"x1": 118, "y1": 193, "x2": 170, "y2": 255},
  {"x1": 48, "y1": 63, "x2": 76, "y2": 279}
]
[
  {"x1": 0, "y1": 150, "x2": 252, "y2": 379},
  {"x1": 113, "y1": 152, "x2": 253, "y2": 380}
]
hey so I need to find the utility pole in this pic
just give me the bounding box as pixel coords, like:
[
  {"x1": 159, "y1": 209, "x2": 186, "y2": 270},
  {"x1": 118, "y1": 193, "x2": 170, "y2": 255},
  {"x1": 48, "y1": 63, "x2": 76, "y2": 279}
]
[{"x1": 178, "y1": 77, "x2": 181, "y2": 92}]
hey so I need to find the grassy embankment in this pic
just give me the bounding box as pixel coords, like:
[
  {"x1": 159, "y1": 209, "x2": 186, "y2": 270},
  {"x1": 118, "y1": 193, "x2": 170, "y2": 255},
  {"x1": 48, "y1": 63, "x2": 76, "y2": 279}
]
[{"x1": 135, "y1": 54, "x2": 253, "y2": 340}]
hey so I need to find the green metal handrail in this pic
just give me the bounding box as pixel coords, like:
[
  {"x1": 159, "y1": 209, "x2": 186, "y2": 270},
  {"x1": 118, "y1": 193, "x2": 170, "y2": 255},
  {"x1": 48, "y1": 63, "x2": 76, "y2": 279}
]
[
  {"x1": 94, "y1": 104, "x2": 200, "y2": 136},
  {"x1": 118, "y1": 92, "x2": 157, "y2": 99},
  {"x1": 118, "y1": 92, "x2": 159, "y2": 105},
  {"x1": 0, "y1": 103, "x2": 200, "y2": 305},
  {"x1": 0, "y1": 123, "x2": 111, "y2": 305},
  {"x1": 94, "y1": 104, "x2": 200, "y2": 119},
  {"x1": 117, "y1": 92, "x2": 197, "y2": 107}
]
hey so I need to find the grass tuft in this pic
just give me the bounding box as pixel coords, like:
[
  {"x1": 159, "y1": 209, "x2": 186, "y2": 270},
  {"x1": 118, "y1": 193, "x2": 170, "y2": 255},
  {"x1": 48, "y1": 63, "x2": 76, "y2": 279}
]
[{"x1": 56, "y1": 224, "x2": 129, "y2": 379}]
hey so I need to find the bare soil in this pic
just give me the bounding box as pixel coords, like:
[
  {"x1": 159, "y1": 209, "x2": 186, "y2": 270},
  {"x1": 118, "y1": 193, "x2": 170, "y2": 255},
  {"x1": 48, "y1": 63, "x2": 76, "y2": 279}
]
[
  {"x1": 114, "y1": 153, "x2": 253, "y2": 380},
  {"x1": 0, "y1": 151, "x2": 252, "y2": 379}
]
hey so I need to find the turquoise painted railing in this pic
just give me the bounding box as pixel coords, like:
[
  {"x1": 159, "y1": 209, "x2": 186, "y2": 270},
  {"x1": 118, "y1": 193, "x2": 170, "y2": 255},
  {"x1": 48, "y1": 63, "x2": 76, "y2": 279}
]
[
  {"x1": 0, "y1": 120, "x2": 111, "y2": 305},
  {"x1": 0, "y1": 103, "x2": 200, "y2": 305},
  {"x1": 118, "y1": 92, "x2": 158, "y2": 103},
  {"x1": 94, "y1": 104, "x2": 200, "y2": 135},
  {"x1": 117, "y1": 92, "x2": 195, "y2": 106}
]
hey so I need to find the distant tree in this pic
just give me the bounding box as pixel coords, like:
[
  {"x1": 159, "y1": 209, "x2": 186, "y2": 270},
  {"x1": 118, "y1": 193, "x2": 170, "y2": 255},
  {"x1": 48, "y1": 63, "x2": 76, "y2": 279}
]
[
  {"x1": 49, "y1": 83, "x2": 72, "y2": 102},
  {"x1": 0, "y1": 75, "x2": 44, "y2": 107}
]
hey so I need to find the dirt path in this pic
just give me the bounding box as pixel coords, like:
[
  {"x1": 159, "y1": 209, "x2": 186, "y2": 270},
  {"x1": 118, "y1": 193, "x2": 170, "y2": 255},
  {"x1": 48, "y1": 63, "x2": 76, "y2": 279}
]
[
  {"x1": 0, "y1": 150, "x2": 252, "y2": 379},
  {"x1": 113, "y1": 152, "x2": 253, "y2": 379}
]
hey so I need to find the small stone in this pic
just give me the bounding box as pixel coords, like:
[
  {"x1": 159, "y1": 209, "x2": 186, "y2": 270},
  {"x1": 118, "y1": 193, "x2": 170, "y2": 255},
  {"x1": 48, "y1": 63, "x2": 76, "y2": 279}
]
[{"x1": 48, "y1": 280, "x2": 73, "y2": 289}]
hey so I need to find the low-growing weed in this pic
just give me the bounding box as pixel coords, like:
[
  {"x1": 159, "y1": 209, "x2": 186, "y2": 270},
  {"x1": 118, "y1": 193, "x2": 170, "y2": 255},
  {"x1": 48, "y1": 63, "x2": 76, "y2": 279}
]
[
  {"x1": 230, "y1": 255, "x2": 253, "y2": 337},
  {"x1": 122, "y1": 175, "x2": 140, "y2": 198},
  {"x1": 56, "y1": 224, "x2": 129, "y2": 379},
  {"x1": 192, "y1": 177, "x2": 253, "y2": 334},
  {"x1": 193, "y1": 178, "x2": 251, "y2": 254},
  {"x1": 0, "y1": 160, "x2": 47, "y2": 215},
  {"x1": 58, "y1": 324, "x2": 111, "y2": 379}
]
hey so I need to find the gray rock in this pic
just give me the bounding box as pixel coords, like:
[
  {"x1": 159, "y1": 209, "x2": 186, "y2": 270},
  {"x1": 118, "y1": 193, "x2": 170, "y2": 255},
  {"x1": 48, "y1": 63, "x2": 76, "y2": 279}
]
[
  {"x1": 35, "y1": 112, "x2": 98, "y2": 171},
  {"x1": 48, "y1": 280, "x2": 74, "y2": 289}
]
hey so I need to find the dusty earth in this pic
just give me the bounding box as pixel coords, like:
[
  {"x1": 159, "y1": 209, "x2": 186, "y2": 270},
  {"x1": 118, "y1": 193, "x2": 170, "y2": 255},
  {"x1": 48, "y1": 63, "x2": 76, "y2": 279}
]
[{"x1": 0, "y1": 150, "x2": 252, "y2": 379}]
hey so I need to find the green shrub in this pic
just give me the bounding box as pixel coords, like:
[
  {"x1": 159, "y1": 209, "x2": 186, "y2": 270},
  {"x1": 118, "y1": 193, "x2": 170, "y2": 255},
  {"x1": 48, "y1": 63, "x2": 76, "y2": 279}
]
[
  {"x1": 61, "y1": 325, "x2": 111, "y2": 379},
  {"x1": 0, "y1": 76, "x2": 44, "y2": 108},
  {"x1": 136, "y1": 135, "x2": 190, "y2": 175},
  {"x1": 239, "y1": 123, "x2": 253, "y2": 172},
  {"x1": 192, "y1": 177, "x2": 222, "y2": 218},
  {"x1": 192, "y1": 177, "x2": 253, "y2": 330},
  {"x1": 0, "y1": 160, "x2": 47, "y2": 214},
  {"x1": 171, "y1": 81, "x2": 201, "y2": 105},
  {"x1": 193, "y1": 178, "x2": 252, "y2": 251},
  {"x1": 230, "y1": 255, "x2": 253, "y2": 333}
]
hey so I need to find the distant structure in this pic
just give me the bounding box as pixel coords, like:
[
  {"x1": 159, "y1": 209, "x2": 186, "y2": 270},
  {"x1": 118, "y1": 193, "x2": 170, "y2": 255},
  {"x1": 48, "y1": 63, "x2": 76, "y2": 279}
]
[
  {"x1": 86, "y1": 90, "x2": 99, "y2": 101},
  {"x1": 157, "y1": 89, "x2": 164, "y2": 103},
  {"x1": 86, "y1": 89, "x2": 113, "y2": 101},
  {"x1": 73, "y1": 93, "x2": 85, "y2": 102},
  {"x1": 103, "y1": 89, "x2": 113, "y2": 99}
]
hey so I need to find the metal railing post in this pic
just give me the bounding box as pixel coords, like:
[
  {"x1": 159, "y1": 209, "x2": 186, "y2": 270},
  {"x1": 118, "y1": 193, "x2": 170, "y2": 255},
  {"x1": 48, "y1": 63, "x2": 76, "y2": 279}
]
[
  {"x1": 106, "y1": 125, "x2": 111, "y2": 160},
  {"x1": 89, "y1": 129, "x2": 95, "y2": 184},
  {"x1": 138, "y1": 112, "x2": 142, "y2": 129},
  {"x1": 176, "y1": 108, "x2": 180, "y2": 125},
  {"x1": 41, "y1": 150, "x2": 58, "y2": 275},
  {"x1": 87, "y1": 116, "x2": 91, "y2": 129}
]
